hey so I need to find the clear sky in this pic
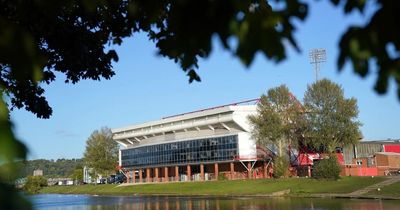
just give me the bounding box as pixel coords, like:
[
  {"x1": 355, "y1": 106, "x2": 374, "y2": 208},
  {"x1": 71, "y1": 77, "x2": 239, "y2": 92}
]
[{"x1": 11, "y1": 1, "x2": 399, "y2": 160}]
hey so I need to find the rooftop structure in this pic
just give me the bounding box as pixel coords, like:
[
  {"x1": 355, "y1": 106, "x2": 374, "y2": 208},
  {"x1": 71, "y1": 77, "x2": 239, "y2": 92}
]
[{"x1": 112, "y1": 99, "x2": 259, "y2": 148}]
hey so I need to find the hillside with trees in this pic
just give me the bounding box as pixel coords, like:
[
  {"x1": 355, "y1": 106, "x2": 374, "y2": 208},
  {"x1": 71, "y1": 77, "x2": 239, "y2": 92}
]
[{"x1": 15, "y1": 158, "x2": 83, "y2": 178}]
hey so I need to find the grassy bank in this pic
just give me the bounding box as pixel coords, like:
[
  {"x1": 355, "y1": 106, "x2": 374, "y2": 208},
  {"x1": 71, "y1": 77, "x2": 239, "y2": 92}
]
[
  {"x1": 368, "y1": 181, "x2": 400, "y2": 197},
  {"x1": 40, "y1": 177, "x2": 386, "y2": 196}
]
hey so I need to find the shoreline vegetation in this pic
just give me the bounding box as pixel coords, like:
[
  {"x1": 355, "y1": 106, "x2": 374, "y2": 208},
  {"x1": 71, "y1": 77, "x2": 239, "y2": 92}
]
[{"x1": 39, "y1": 177, "x2": 400, "y2": 200}]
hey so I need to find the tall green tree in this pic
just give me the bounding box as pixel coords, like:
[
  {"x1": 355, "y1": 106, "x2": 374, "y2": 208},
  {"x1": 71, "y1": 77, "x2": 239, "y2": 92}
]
[
  {"x1": 303, "y1": 79, "x2": 362, "y2": 153},
  {"x1": 249, "y1": 85, "x2": 304, "y2": 157},
  {"x1": 70, "y1": 166, "x2": 83, "y2": 184},
  {"x1": 83, "y1": 127, "x2": 119, "y2": 178}
]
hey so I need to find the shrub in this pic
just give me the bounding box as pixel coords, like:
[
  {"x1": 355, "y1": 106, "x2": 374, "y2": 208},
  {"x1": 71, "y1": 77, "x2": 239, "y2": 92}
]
[
  {"x1": 313, "y1": 155, "x2": 341, "y2": 180},
  {"x1": 218, "y1": 173, "x2": 228, "y2": 181},
  {"x1": 273, "y1": 156, "x2": 289, "y2": 178},
  {"x1": 23, "y1": 176, "x2": 48, "y2": 194}
]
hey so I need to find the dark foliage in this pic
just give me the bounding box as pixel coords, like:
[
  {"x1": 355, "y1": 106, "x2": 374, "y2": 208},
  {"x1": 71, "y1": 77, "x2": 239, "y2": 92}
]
[
  {"x1": 0, "y1": 1, "x2": 398, "y2": 121},
  {"x1": 336, "y1": 0, "x2": 400, "y2": 98},
  {"x1": 0, "y1": 0, "x2": 308, "y2": 118},
  {"x1": 313, "y1": 155, "x2": 341, "y2": 180},
  {"x1": 0, "y1": 182, "x2": 32, "y2": 210}
]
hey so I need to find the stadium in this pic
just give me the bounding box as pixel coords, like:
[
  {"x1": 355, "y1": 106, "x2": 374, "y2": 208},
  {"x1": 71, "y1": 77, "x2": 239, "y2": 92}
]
[{"x1": 111, "y1": 99, "x2": 273, "y2": 183}]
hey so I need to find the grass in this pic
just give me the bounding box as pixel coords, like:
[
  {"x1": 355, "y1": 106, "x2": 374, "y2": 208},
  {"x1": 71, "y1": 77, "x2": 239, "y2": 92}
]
[
  {"x1": 40, "y1": 176, "x2": 385, "y2": 196},
  {"x1": 367, "y1": 181, "x2": 400, "y2": 197}
]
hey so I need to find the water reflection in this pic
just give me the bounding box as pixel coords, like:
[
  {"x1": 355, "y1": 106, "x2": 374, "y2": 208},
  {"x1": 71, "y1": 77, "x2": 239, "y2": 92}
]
[{"x1": 31, "y1": 194, "x2": 400, "y2": 210}]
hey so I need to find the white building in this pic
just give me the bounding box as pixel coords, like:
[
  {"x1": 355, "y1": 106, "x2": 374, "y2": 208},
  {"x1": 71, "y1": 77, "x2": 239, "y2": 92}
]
[
  {"x1": 33, "y1": 169, "x2": 43, "y2": 176},
  {"x1": 112, "y1": 100, "x2": 272, "y2": 183},
  {"x1": 83, "y1": 166, "x2": 92, "y2": 184}
]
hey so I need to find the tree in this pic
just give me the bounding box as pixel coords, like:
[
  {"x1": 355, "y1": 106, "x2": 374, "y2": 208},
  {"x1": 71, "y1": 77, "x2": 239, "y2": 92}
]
[
  {"x1": 303, "y1": 79, "x2": 362, "y2": 153},
  {"x1": 83, "y1": 127, "x2": 119, "y2": 178},
  {"x1": 23, "y1": 175, "x2": 48, "y2": 194},
  {"x1": 0, "y1": 1, "x2": 398, "y2": 121},
  {"x1": 272, "y1": 156, "x2": 290, "y2": 178},
  {"x1": 249, "y1": 85, "x2": 304, "y2": 157},
  {"x1": 70, "y1": 167, "x2": 83, "y2": 184}
]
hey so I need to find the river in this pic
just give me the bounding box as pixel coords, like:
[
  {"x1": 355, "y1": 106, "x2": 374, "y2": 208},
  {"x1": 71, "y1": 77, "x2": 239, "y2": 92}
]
[{"x1": 31, "y1": 194, "x2": 400, "y2": 210}]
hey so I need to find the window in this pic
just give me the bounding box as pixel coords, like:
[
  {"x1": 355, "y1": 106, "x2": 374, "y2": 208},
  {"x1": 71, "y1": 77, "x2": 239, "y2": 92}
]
[{"x1": 121, "y1": 135, "x2": 238, "y2": 167}]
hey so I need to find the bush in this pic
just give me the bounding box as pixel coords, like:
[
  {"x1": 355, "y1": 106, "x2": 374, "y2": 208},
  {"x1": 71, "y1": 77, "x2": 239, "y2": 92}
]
[
  {"x1": 218, "y1": 173, "x2": 227, "y2": 181},
  {"x1": 23, "y1": 176, "x2": 48, "y2": 194},
  {"x1": 273, "y1": 156, "x2": 289, "y2": 178},
  {"x1": 313, "y1": 155, "x2": 341, "y2": 180}
]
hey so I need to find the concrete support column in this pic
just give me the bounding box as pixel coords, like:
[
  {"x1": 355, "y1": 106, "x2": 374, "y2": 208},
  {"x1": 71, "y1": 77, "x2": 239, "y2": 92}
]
[
  {"x1": 230, "y1": 162, "x2": 235, "y2": 180},
  {"x1": 232, "y1": 202, "x2": 238, "y2": 210},
  {"x1": 216, "y1": 200, "x2": 220, "y2": 210},
  {"x1": 200, "y1": 163, "x2": 205, "y2": 181},
  {"x1": 175, "y1": 166, "x2": 179, "y2": 181},
  {"x1": 187, "y1": 165, "x2": 191, "y2": 181},
  {"x1": 201, "y1": 200, "x2": 206, "y2": 210},
  {"x1": 132, "y1": 169, "x2": 135, "y2": 183},
  {"x1": 247, "y1": 162, "x2": 252, "y2": 179},
  {"x1": 164, "y1": 167, "x2": 168, "y2": 182},
  {"x1": 146, "y1": 168, "x2": 151, "y2": 182},
  {"x1": 139, "y1": 169, "x2": 143, "y2": 183},
  {"x1": 126, "y1": 170, "x2": 130, "y2": 183},
  {"x1": 188, "y1": 200, "x2": 193, "y2": 210},
  {"x1": 155, "y1": 168, "x2": 159, "y2": 182},
  {"x1": 164, "y1": 201, "x2": 169, "y2": 210},
  {"x1": 214, "y1": 163, "x2": 219, "y2": 180},
  {"x1": 263, "y1": 162, "x2": 268, "y2": 178}
]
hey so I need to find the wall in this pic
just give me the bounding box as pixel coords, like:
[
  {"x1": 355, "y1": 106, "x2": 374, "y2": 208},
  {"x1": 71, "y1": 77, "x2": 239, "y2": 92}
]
[
  {"x1": 237, "y1": 132, "x2": 257, "y2": 159},
  {"x1": 341, "y1": 166, "x2": 378, "y2": 176}
]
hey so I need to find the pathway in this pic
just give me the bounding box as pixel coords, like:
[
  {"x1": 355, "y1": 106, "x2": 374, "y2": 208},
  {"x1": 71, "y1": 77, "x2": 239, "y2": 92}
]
[
  {"x1": 310, "y1": 176, "x2": 400, "y2": 199},
  {"x1": 347, "y1": 176, "x2": 400, "y2": 196}
]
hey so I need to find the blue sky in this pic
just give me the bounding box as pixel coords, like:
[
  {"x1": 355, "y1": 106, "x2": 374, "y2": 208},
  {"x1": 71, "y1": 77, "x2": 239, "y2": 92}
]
[{"x1": 11, "y1": 1, "x2": 399, "y2": 160}]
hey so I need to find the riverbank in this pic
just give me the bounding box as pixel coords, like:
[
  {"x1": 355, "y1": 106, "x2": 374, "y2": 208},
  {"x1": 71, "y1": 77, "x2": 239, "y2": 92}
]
[{"x1": 39, "y1": 176, "x2": 400, "y2": 199}]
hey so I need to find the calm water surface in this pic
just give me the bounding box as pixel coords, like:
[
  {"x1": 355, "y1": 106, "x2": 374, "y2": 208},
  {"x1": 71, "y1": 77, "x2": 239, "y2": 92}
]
[{"x1": 31, "y1": 194, "x2": 400, "y2": 210}]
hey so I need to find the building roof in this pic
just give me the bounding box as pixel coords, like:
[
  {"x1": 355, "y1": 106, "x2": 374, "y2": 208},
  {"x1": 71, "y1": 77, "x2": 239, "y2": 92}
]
[
  {"x1": 360, "y1": 140, "x2": 400, "y2": 144},
  {"x1": 112, "y1": 101, "x2": 258, "y2": 148},
  {"x1": 375, "y1": 152, "x2": 400, "y2": 156}
]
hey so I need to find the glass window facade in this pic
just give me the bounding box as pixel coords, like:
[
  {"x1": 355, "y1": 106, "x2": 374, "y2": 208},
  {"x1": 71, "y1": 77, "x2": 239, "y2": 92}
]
[{"x1": 121, "y1": 135, "x2": 238, "y2": 168}]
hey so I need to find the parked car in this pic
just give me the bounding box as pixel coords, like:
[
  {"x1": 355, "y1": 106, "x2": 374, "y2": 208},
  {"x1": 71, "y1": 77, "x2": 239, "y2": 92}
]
[
  {"x1": 107, "y1": 173, "x2": 125, "y2": 184},
  {"x1": 115, "y1": 173, "x2": 125, "y2": 183},
  {"x1": 98, "y1": 178, "x2": 106, "y2": 184}
]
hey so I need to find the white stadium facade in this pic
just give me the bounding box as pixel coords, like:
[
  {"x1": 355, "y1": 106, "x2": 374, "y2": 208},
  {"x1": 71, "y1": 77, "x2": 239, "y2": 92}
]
[{"x1": 112, "y1": 100, "x2": 272, "y2": 183}]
